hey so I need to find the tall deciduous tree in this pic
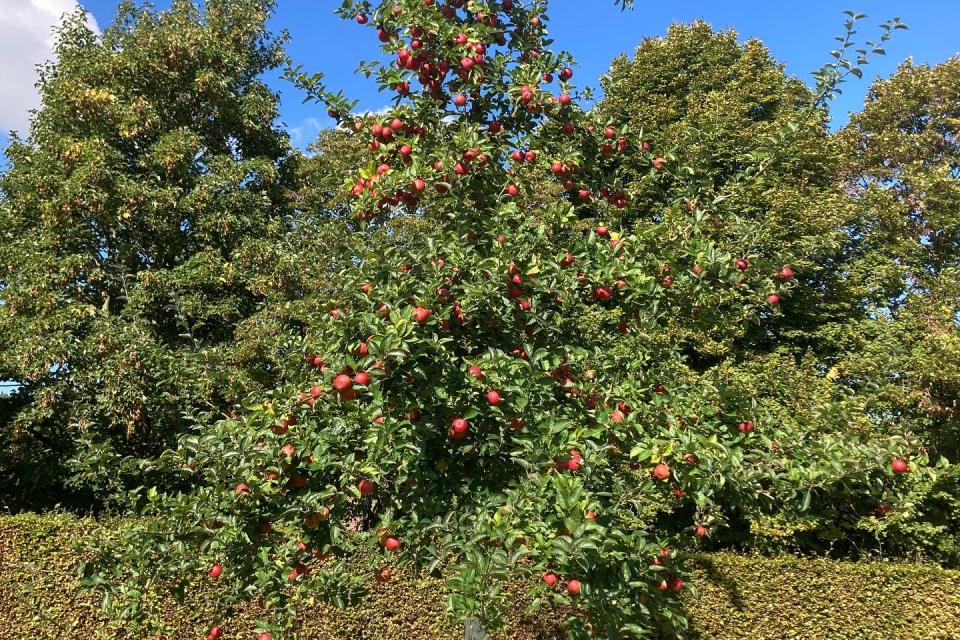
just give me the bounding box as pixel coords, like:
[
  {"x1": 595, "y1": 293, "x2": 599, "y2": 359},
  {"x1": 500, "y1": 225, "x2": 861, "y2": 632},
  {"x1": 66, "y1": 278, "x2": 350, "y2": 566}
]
[
  {"x1": 593, "y1": 21, "x2": 959, "y2": 560},
  {"x1": 0, "y1": 0, "x2": 299, "y2": 507},
  {"x1": 833, "y1": 58, "x2": 960, "y2": 562},
  {"x1": 597, "y1": 21, "x2": 857, "y2": 362}
]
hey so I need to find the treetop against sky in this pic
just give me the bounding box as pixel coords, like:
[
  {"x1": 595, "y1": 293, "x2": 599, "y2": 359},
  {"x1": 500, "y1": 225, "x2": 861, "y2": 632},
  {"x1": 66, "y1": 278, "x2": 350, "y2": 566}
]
[{"x1": 2, "y1": 0, "x2": 959, "y2": 152}]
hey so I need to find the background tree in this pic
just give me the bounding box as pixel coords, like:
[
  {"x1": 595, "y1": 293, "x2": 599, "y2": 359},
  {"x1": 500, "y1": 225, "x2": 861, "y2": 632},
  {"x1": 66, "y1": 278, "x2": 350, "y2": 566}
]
[
  {"x1": 0, "y1": 0, "x2": 301, "y2": 508},
  {"x1": 592, "y1": 20, "x2": 959, "y2": 559},
  {"x1": 832, "y1": 57, "x2": 960, "y2": 562},
  {"x1": 597, "y1": 21, "x2": 856, "y2": 365}
]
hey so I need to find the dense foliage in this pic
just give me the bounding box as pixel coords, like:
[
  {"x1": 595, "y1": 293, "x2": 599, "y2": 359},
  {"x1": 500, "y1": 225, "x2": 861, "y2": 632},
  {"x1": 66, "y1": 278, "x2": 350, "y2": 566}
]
[
  {"x1": 0, "y1": 0, "x2": 303, "y2": 508},
  {"x1": 594, "y1": 21, "x2": 960, "y2": 563},
  {"x1": 0, "y1": 0, "x2": 956, "y2": 638},
  {"x1": 831, "y1": 57, "x2": 960, "y2": 561},
  {"x1": 71, "y1": 2, "x2": 932, "y2": 639}
]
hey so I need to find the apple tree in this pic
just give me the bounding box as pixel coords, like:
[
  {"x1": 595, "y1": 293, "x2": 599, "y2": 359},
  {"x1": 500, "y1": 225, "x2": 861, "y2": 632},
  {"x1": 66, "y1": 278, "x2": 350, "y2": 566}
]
[{"x1": 87, "y1": 2, "x2": 924, "y2": 638}]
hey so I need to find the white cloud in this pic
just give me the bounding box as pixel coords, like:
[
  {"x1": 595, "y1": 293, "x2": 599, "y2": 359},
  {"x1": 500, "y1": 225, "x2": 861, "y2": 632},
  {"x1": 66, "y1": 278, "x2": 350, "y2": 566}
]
[
  {"x1": 289, "y1": 116, "x2": 325, "y2": 147},
  {"x1": 352, "y1": 106, "x2": 393, "y2": 119},
  {"x1": 0, "y1": 0, "x2": 99, "y2": 135}
]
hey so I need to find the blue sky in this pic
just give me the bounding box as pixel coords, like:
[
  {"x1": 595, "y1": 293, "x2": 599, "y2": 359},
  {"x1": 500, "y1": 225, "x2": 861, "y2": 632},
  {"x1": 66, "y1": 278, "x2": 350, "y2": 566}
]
[{"x1": 3, "y1": 0, "x2": 960, "y2": 151}]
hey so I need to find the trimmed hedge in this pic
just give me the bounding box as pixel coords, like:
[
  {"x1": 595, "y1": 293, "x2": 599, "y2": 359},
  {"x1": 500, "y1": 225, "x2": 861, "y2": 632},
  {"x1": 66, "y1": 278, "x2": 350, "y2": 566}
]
[{"x1": 2, "y1": 513, "x2": 959, "y2": 639}]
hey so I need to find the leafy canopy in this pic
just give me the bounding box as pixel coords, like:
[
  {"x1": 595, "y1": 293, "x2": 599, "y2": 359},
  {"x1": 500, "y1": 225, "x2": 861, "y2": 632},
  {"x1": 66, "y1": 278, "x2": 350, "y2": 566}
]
[{"x1": 83, "y1": 2, "x2": 923, "y2": 639}]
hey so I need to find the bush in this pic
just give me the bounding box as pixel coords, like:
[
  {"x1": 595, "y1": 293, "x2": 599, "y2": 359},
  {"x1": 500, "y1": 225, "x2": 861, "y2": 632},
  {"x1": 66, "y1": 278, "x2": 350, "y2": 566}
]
[{"x1": 2, "y1": 513, "x2": 959, "y2": 639}]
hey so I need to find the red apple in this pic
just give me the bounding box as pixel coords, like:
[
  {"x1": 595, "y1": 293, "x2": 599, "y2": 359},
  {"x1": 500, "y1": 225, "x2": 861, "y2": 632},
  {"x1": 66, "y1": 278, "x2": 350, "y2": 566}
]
[
  {"x1": 653, "y1": 463, "x2": 670, "y2": 481},
  {"x1": 413, "y1": 306, "x2": 433, "y2": 325},
  {"x1": 566, "y1": 579, "x2": 581, "y2": 594},
  {"x1": 234, "y1": 483, "x2": 250, "y2": 498},
  {"x1": 450, "y1": 417, "x2": 469, "y2": 439},
  {"x1": 486, "y1": 390, "x2": 502, "y2": 405},
  {"x1": 543, "y1": 571, "x2": 558, "y2": 587},
  {"x1": 208, "y1": 564, "x2": 222, "y2": 579},
  {"x1": 468, "y1": 365, "x2": 484, "y2": 379},
  {"x1": 778, "y1": 265, "x2": 794, "y2": 281},
  {"x1": 288, "y1": 562, "x2": 307, "y2": 581},
  {"x1": 358, "y1": 479, "x2": 375, "y2": 496},
  {"x1": 891, "y1": 459, "x2": 909, "y2": 474},
  {"x1": 594, "y1": 286, "x2": 612, "y2": 302},
  {"x1": 384, "y1": 537, "x2": 401, "y2": 552},
  {"x1": 206, "y1": 627, "x2": 223, "y2": 640},
  {"x1": 353, "y1": 371, "x2": 371, "y2": 386},
  {"x1": 767, "y1": 294, "x2": 781, "y2": 305},
  {"x1": 735, "y1": 258, "x2": 749, "y2": 271},
  {"x1": 333, "y1": 374, "x2": 352, "y2": 392}
]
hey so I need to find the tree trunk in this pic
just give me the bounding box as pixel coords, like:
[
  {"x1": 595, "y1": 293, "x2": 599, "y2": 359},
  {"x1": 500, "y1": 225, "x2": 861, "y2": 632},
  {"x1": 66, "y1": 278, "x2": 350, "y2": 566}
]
[{"x1": 464, "y1": 617, "x2": 488, "y2": 640}]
